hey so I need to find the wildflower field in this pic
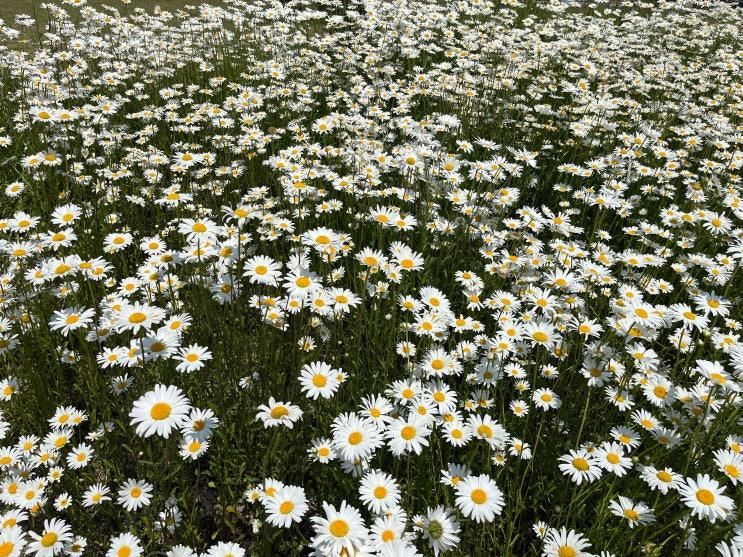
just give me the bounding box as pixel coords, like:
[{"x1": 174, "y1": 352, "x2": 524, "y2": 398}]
[{"x1": 0, "y1": 0, "x2": 742, "y2": 555}]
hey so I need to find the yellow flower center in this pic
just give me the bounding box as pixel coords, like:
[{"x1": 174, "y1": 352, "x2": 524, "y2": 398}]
[
  {"x1": 623, "y1": 509, "x2": 639, "y2": 521},
  {"x1": 696, "y1": 489, "x2": 715, "y2": 505},
  {"x1": 150, "y1": 402, "x2": 172, "y2": 420},
  {"x1": 270, "y1": 406, "x2": 288, "y2": 419},
  {"x1": 653, "y1": 386, "x2": 667, "y2": 399},
  {"x1": 128, "y1": 312, "x2": 147, "y2": 324},
  {"x1": 348, "y1": 432, "x2": 363, "y2": 445},
  {"x1": 470, "y1": 488, "x2": 487, "y2": 504},
  {"x1": 41, "y1": 532, "x2": 58, "y2": 548},
  {"x1": 572, "y1": 457, "x2": 589, "y2": 471},
  {"x1": 329, "y1": 519, "x2": 349, "y2": 537}
]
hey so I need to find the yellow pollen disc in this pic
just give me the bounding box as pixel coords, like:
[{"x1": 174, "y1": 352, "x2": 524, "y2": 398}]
[
  {"x1": 623, "y1": 509, "x2": 639, "y2": 521},
  {"x1": 477, "y1": 425, "x2": 492, "y2": 438},
  {"x1": 696, "y1": 489, "x2": 715, "y2": 505},
  {"x1": 150, "y1": 402, "x2": 172, "y2": 420},
  {"x1": 40, "y1": 532, "x2": 58, "y2": 548},
  {"x1": 270, "y1": 406, "x2": 288, "y2": 419},
  {"x1": 348, "y1": 432, "x2": 363, "y2": 445},
  {"x1": 329, "y1": 519, "x2": 349, "y2": 537},
  {"x1": 657, "y1": 471, "x2": 672, "y2": 482},
  {"x1": 401, "y1": 426, "x2": 416, "y2": 440},
  {"x1": 572, "y1": 458, "x2": 589, "y2": 471},
  {"x1": 374, "y1": 486, "x2": 387, "y2": 499},
  {"x1": 128, "y1": 312, "x2": 147, "y2": 324},
  {"x1": 724, "y1": 465, "x2": 740, "y2": 479},
  {"x1": 470, "y1": 488, "x2": 487, "y2": 504}
]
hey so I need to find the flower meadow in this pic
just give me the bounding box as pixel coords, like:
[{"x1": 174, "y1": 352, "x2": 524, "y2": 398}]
[{"x1": 0, "y1": 0, "x2": 742, "y2": 555}]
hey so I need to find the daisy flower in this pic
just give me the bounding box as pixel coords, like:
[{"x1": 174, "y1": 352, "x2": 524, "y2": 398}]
[
  {"x1": 385, "y1": 414, "x2": 431, "y2": 456},
  {"x1": 175, "y1": 344, "x2": 212, "y2": 373},
  {"x1": 542, "y1": 527, "x2": 591, "y2": 557},
  {"x1": 117, "y1": 479, "x2": 153, "y2": 511},
  {"x1": 331, "y1": 413, "x2": 383, "y2": 462},
  {"x1": 28, "y1": 518, "x2": 73, "y2": 557},
  {"x1": 418, "y1": 506, "x2": 460, "y2": 556},
  {"x1": 639, "y1": 465, "x2": 681, "y2": 494},
  {"x1": 106, "y1": 533, "x2": 143, "y2": 557},
  {"x1": 49, "y1": 307, "x2": 95, "y2": 336},
  {"x1": 0, "y1": 525, "x2": 26, "y2": 556},
  {"x1": 299, "y1": 361, "x2": 341, "y2": 399},
  {"x1": 129, "y1": 384, "x2": 191, "y2": 438},
  {"x1": 82, "y1": 483, "x2": 111, "y2": 507},
  {"x1": 608, "y1": 496, "x2": 656, "y2": 528},
  {"x1": 308, "y1": 438, "x2": 336, "y2": 463},
  {"x1": 359, "y1": 471, "x2": 401, "y2": 514},
  {"x1": 678, "y1": 474, "x2": 735, "y2": 523},
  {"x1": 263, "y1": 485, "x2": 308, "y2": 528},
  {"x1": 256, "y1": 398, "x2": 303, "y2": 429},
  {"x1": 558, "y1": 450, "x2": 602, "y2": 485},
  {"x1": 180, "y1": 437, "x2": 209, "y2": 460},
  {"x1": 455, "y1": 474, "x2": 504, "y2": 523},
  {"x1": 310, "y1": 501, "x2": 368, "y2": 556}
]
